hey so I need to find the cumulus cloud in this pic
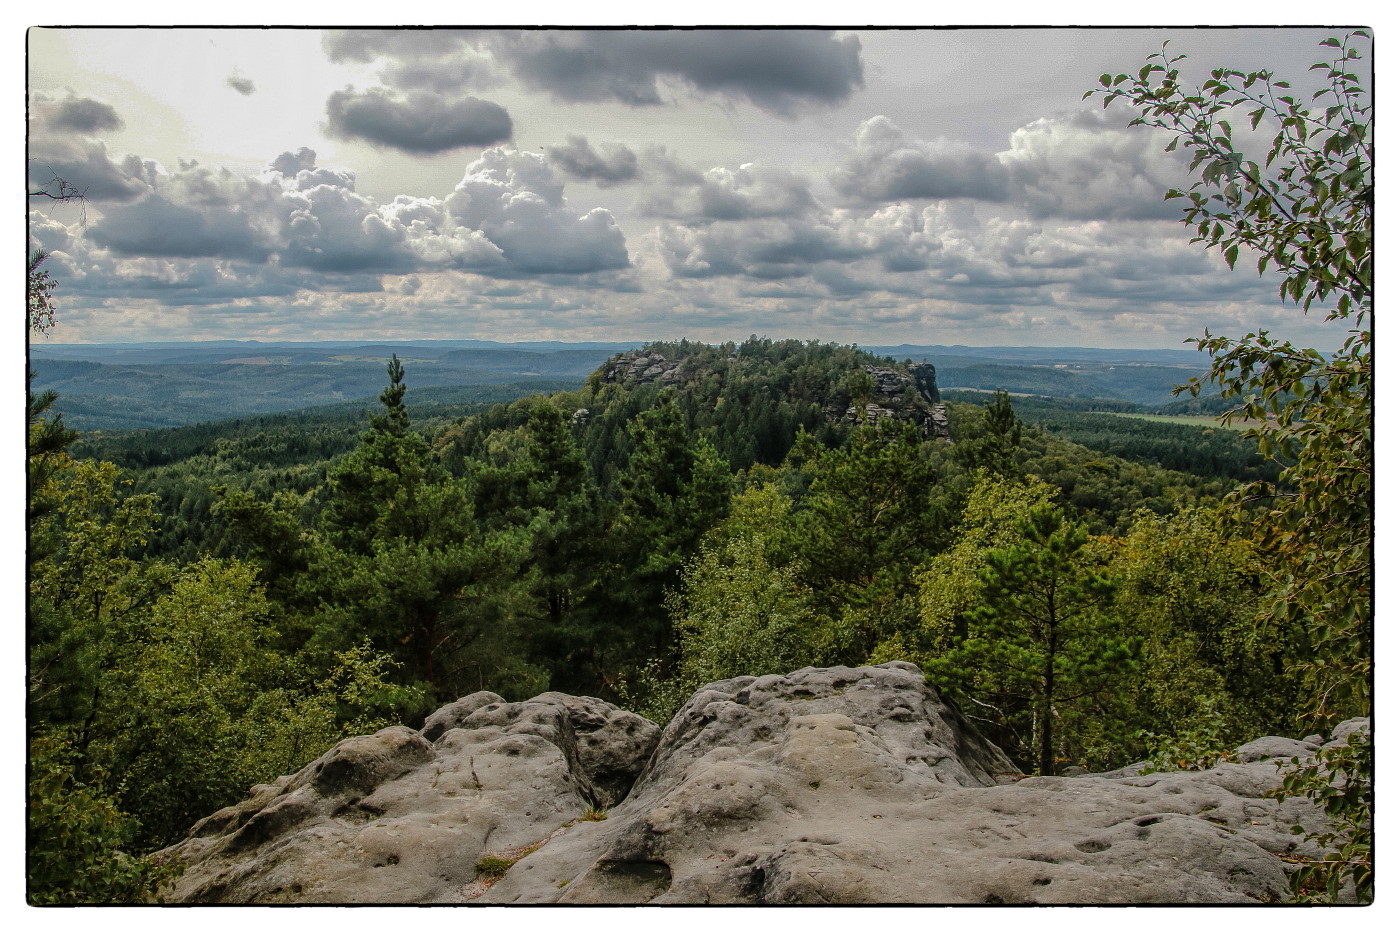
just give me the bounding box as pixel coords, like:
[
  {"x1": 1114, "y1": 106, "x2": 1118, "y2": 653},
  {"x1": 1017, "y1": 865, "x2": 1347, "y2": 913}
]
[
  {"x1": 997, "y1": 109, "x2": 1189, "y2": 220},
  {"x1": 445, "y1": 148, "x2": 629, "y2": 274},
  {"x1": 88, "y1": 193, "x2": 273, "y2": 263},
  {"x1": 639, "y1": 162, "x2": 817, "y2": 223},
  {"x1": 831, "y1": 116, "x2": 1010, "y2": 203},
  {"x1": 42, "y1": 144, "x2": 630, "y2": 315},
  {"x1": 546, "y1": 136, "x2": 640, "y2": 187},
  {"x1": 278, "y1": 183, "x2": 417, "y2": 273},
  {"x1": 325, "y1": 87, "x2": 513, "y2": 154},
  {"x1": 269, "y1": 147, "x2": 357, "y2": 190}
]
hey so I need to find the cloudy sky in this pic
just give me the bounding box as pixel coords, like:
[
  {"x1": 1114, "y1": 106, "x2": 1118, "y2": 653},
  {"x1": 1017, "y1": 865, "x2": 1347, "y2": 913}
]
[{"x1": 26, "y1": 24, "x2": 1362, "y2": 350}]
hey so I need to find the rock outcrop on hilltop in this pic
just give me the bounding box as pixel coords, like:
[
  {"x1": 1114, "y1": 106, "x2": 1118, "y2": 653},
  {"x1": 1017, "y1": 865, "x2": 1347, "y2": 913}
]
[
  {"x1": 599, "y1": 349, "x2": 950, "y2": 440},
  {"x1": 829, "y1": 363, "x2": 948, "y2": 440},
  {"x1": 158, "y1": 663, "x2": 1359, "y2": 905}
]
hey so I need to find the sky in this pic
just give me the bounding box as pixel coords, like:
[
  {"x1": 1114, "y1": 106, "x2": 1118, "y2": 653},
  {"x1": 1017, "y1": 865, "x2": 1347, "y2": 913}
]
[{"x1": 25, "y1": 21, "x2": 1369, "y2": 351}]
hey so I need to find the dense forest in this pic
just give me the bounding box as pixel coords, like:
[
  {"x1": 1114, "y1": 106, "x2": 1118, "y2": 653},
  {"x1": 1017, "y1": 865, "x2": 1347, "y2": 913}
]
[
  {"x1": 27, "y1": 32, "x2": 1371, "y2": 906},
  {"x1": 29, "y1": 335, "x2": 1333, "y2": 900}
]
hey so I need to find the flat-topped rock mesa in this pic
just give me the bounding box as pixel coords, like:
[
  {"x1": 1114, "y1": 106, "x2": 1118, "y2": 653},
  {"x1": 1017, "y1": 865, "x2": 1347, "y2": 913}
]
[
  {"x1": 156, "y1": 663, "x2": 1362, "y2": 905},
  {"x1": 599, "y1": 349, "x2": 949, "y2": 440}
]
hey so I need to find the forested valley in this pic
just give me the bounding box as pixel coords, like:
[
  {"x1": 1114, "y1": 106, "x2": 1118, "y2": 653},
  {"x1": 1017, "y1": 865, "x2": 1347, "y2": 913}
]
[{"x1": 28, "y1": 335, "x2": 1345, "y2": 901}]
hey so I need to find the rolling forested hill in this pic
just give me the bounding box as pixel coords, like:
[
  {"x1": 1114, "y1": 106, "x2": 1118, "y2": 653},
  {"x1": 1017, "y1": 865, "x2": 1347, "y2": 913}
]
[
  {"x1": 28, "y1": 340, "x2": 640, "y2": 429},
  {"x1": 31, "y1": 339, "x2": 1221, "y2": 430},
  {"x1": 33, "y1": 336, "x2": 1309, "y2": 890}
]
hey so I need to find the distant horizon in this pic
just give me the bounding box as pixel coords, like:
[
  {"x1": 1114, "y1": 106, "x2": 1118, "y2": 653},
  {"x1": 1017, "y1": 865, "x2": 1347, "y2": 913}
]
[
  {"x1": 28, "y1": 27, "x2": 1348, "y2": 350},
  {"x1": 28, "y1": 336, "x2": 1213, "y2": 355}
]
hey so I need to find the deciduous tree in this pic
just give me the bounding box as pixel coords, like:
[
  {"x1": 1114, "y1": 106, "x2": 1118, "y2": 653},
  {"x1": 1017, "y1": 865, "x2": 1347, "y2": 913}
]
[{"x1": 1089, "y1": 31, "x2": 1372, "y2": 900}]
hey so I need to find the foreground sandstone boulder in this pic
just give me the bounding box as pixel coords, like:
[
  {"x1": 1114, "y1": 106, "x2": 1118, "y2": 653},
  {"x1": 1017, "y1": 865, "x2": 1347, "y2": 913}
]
[
  {"x1": 159, "y1": 691, "x2": 658, "y2": 902},
  {"x1": 159, "y1": 663, "x2": 1355, "y2": 904}
]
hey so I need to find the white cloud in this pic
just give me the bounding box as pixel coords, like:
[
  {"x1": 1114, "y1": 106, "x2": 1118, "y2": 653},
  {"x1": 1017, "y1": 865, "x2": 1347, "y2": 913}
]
[
  {"x1": 831, "y1": 116, "x2": 1010, "y2": 203},
  {"x1": 444, "y1": 148, "x2": 629, "y2": 275},
  {"x1": 997, "y1": 109, "x2": 1189, "y2": 220}
]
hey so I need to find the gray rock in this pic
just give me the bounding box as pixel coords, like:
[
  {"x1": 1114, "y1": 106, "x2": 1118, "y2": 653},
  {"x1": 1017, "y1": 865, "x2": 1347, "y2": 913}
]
[
  {"x1": 161, "y1": 664, "x2": 1356, "y2": 905},
  {"x1": 481, "y1": 665, "x2": 1337, "y2": 905},
  {"x1": 159, "y1": 693, "x2": 659, "y2": 903},
  {"x1": 1327, "y1": 717, "x2": 1371, "y2": 746},
  {"x1": 1233, "y1": 735, "x2": 1321, "y2": 763}
]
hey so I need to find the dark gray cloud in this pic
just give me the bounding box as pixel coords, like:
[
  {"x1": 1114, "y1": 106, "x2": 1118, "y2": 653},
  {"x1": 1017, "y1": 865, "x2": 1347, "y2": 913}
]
[
  {"x1": 660, "y1": 217, "x2": 867, "y2": 280},
  {"x1": 27, "y1": 148, "x2": 149, "y2": 202},
  {"x1": 51, "y1": 95, "x2": 124, "y2": 133},
  {"x1": 28, "y1": 94, "x2": 145, "y2": 201},
  {"x1": 546, "y1": 136, "x2": 640, "y2": 187},
  {"x1": 831, "y1": 116, "x2": 1009, "y2": 203},
  {"x1": 88, "y1": 194, "x2": 273, "y2": 263},
  {"x1": 271, "y1": 148, "x2": 318, "y2": 178},
  {"x1": 498, "y1": 30, "x2": 863, "y2": 114},
  {"x1": 325, "y1": 87, "x2": 513, "y2": 154},
  {"x1": 323, "y1": 29, "x2": 478, "y2": 64},
  {"x1": 328, "y1": 30, "x2": 864, "y2": 115},
  {"x1": 227, "y1": 75, "x2": 256, "y2": 96}
]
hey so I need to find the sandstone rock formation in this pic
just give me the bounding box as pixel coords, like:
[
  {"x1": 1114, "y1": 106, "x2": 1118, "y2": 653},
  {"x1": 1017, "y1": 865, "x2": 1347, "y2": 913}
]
[
  {"x1": 599, "y1": 351, "x2": 706, "y2": 388},
  {"x1": 599, "y1": 349, "x2": 950, "y2": 440},
  {"x1": 158, "y1": 663, "x2": 1358, "y2": 905},
  {"x1": 158, "y1": 692, "x2": 658, "y2": 903}
]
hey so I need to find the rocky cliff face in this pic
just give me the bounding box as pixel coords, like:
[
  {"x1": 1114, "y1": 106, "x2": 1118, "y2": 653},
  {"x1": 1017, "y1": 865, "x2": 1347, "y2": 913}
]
[
  {"x1": 157, "y1": 663, "x2": 1359, "y2": 905},
  {"x1": 827, "y1": 363, "x2": 948, "y2": 440},
  {"x1": 600, "y1": 351, "x2": 950, "y2": 440}
]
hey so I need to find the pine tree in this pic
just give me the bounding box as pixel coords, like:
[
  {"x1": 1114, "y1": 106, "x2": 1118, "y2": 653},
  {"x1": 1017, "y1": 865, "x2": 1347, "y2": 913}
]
[{"x1": 928, "y1": 503, "x2": 1135, "y2": 775}]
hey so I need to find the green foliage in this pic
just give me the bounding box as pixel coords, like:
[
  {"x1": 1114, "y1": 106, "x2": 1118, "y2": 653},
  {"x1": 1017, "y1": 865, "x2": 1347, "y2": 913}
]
[
  {"x1": 1089, "y1": 33, "x2": 1370, "y2": 316},
  {"x1": 955, "y1": 390, "x2": 1021, "y2": 479},
  {"x1": 1276, "y1": 732, "x2": 1372, "y2": 903},
  {"x1": 1138, "y1": 696, "x2": 1235, "y2": 774},
  {"x1": 1009, "y1": 402, "x2": 1280, "y2": 485},
  {"x1": 595, "y1": 394, "x2": 733, "y2": 684},
  {"x1": 785, "y1": 423, "x2": 947, "y2": 662},
  {"x1": 27, "y1": 405, "x2": 419, "y2": 890},
  {"x1": 1104, "y1": 508, "x2": 1296, "y2": 744},
  {"x1": 661, "y1": 485, "x2": 820, "y2": 716},
  {"x1": 26, "y1": 735, "x2": 180, "y2": 905},
  {"x1": 29, "y1": 248, "x2": 59, "y2": 334},
  {"x1": 916, "y1": 473, "x2": 1063, "y2": 648},
  {"x1": 923, "y1": 497, "x2": 1136, "y2": 774},
  {"x1": 1092, "y1": 33, "x2": 1372, "y2": 902},
  {"x1": 1091, "y1": 32, "x2": 1372, "y2": 724},
  {"x1": 473, "y1": 854, "x2": 515, "y2": 878}
]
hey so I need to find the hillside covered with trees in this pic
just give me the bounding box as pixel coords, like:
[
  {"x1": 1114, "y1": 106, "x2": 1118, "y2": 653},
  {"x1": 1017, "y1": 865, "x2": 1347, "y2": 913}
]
[{"x1": 27, "y1": 32, "x2": 1369, "y2": 906}]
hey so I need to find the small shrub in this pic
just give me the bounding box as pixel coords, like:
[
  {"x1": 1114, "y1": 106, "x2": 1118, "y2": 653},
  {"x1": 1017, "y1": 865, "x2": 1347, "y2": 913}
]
[{"x1": 1139, "y1": 697, "x2": 1235, "y2": 774}]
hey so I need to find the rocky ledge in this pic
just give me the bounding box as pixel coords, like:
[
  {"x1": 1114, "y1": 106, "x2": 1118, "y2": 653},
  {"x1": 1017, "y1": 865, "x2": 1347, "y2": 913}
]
[{"x1": 157, "y1": 663, "x2": 1363, "y2": 905}]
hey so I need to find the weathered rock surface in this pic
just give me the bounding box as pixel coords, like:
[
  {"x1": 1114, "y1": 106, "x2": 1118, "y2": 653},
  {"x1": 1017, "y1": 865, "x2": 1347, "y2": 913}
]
[
  {"x1": 159, "y1": 664, "x2": 1356, "y2": 905},
  {"x1": 826, "y1": 364, "x2": 948, "y2": 439},
  {"x1": 159, "y1": 691, "x2": 659, "y2": 903}
]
